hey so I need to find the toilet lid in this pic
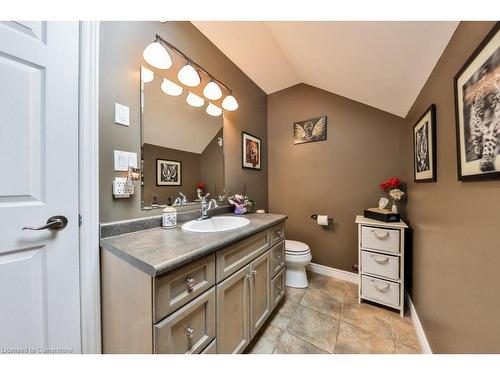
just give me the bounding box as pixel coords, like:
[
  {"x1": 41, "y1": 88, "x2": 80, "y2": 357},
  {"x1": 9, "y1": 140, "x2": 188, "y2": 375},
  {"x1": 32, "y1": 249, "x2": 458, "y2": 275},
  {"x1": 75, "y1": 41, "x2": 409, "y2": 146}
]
[{"x1": 285, "y1": 240, "x2": 310, "y2": 253}]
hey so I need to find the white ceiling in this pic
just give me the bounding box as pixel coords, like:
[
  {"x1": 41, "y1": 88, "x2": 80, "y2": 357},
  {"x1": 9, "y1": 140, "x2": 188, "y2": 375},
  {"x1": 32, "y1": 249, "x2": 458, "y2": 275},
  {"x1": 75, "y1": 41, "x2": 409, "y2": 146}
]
[{"x1": 192, "y1": 21, "x2": 459, "y2": 117}]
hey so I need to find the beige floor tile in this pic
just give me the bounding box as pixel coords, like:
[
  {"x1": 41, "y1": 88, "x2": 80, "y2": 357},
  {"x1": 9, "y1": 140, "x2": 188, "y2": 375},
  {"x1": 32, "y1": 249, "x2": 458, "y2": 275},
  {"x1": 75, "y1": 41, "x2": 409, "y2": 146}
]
[
  {"x1": 335, "y1": 322, "x2": 395, "y2": 354},
  {"x1": 285, "y1": 286, "x2": 306, "y2": 304},
  {"x1": 245, "y1": 323, "x2": 284, "y2": 354},
  {"x1": 341, "y1": 297, "x2": 392, "y2": 338},
  {"x1": 300, "y1": 284, "x2": 342, "y2": 319},
  {"x1": 273, "y1": 332, "x2": 328, "y2": 354},
  {"x1": 390, "y1": 313, "x2": 421, "y2": 350},
  {"x1": 307, "y1": 273, "x2": 345, "y2": 300},
  {"x1": 395, "y1": 341, "x2": 421, "y2": 354},
  {"x1": 268, "y1": 298, "x2": 299, "y2": 330},
  {"x1": 286, "y1": 305, "x2": 339, "y2": 353}
]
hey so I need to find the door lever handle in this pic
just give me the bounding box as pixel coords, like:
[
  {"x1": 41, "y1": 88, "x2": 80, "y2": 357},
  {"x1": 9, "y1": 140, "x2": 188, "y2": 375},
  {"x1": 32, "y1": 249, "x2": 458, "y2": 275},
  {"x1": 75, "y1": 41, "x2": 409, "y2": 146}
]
[{"x1": 22, "y1": 216, "x2": 68, "y2": 231}]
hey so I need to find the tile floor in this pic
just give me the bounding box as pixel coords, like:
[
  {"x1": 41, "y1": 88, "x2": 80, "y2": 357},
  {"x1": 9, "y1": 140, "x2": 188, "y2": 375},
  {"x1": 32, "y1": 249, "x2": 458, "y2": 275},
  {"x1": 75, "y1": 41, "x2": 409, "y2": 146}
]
[{"x1": 244, "y1": 272, "x2": 421, "y2": 354}]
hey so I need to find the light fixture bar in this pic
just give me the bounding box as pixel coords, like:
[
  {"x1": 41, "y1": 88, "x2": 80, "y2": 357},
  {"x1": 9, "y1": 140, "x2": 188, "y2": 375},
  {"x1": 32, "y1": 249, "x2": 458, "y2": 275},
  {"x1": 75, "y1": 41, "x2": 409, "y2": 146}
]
[{"x1": 154, "y1": 34, "x2": 232, "y2": 93}]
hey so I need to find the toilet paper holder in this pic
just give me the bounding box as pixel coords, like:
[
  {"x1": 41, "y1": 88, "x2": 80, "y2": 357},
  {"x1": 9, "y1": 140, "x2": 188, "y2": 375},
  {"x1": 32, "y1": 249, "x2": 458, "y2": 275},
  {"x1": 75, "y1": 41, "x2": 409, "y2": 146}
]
[{"x1": 311, "y1": 214, "x2": 334, "y2": 223}]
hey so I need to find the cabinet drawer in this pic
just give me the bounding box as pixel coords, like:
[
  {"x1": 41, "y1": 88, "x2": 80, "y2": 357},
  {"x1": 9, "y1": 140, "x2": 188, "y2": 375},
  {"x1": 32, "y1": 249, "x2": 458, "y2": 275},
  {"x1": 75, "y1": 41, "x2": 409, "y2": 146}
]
[
  {"x1": 271, "y1": 268, "x2": 286, "y2": 308},
  {"x1": 216, "y1": 230, "x2": 270, "y2": 282},
  {"x1": 201, "y1": 339, "x2": 216, "y2": 354},
  {"x1": 154, "y1": 287, "x2": 216, "y2": 354},
  {"x1": 361, "y1": 276, "x2": 400, "y2": 307},
  {"x1": 270, "y1": 241, "x2": 285, "y2": 277},
  {"x1": 270, "y1": 223, "x2": 285, "y2": 246},
  {"x1": 361, "y1": 250, "x2": 399, "y2": 280},
  {"x1": 154, "y1": 253, "x2": 215, "y2": 323},
  {"x1": 361, "y1": 226, "x2": 400, "y2": 253}
]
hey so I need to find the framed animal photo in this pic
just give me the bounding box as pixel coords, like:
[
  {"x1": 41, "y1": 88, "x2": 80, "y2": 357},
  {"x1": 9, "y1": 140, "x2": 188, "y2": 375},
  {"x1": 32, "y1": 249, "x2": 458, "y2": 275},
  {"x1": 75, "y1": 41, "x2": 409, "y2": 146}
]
[
  {"x1": 293, "y1": 116, "x2": 327, "y2": 145},
  {"x1": 454, "y1": 22, "x2": 500, "y2": 181},
  {"x1": 413, "y1": 104, "x2": 437, "y2": 182},
  {"x1": 242, "y1": 132, "x2": 261, "y2": 170},
  {"x1": 156, "y1": 159, "x2": 181, "y2": 186}
]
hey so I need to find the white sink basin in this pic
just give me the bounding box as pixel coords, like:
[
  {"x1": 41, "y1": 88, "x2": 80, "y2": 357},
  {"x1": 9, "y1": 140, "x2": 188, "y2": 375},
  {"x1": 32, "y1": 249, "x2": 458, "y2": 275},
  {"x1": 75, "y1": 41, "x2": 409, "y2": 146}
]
[{"x1": 181, "y1": 216, "x2": 250, "y2": 233}]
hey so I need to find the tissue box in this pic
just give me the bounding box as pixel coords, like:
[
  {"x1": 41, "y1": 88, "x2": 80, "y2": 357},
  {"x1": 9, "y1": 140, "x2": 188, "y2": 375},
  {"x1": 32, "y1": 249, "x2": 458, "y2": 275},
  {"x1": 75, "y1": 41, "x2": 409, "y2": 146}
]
[{"x1": 364, "y1": 208, "x2": 400, "y2": 223}]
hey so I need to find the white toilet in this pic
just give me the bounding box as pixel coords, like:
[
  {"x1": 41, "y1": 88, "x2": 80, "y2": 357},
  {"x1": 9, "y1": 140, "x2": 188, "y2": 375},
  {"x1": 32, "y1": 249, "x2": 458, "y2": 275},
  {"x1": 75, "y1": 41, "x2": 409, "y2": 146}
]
[{"x1": 285, "y1": 240, "x2": 312, "y2": 288}]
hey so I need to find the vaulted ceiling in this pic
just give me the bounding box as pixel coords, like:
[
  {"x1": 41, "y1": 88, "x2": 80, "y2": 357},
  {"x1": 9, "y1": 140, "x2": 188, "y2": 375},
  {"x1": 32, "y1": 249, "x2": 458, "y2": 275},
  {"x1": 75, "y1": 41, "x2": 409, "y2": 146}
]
[{"x1": 192, "y1": 21, "x2": 459, "y2": 117}]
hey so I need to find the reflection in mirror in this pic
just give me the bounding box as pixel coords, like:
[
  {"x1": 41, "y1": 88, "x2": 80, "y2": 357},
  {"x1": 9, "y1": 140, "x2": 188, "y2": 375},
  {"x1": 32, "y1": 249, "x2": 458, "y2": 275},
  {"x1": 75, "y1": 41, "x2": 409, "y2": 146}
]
[{"x1": 140, "y1": 68, "x2": 224, "y2": 210}]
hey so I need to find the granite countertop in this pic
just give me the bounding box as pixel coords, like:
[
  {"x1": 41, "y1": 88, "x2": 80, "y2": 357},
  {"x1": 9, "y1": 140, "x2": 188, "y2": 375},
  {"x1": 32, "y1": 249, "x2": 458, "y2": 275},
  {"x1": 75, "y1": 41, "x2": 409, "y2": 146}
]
[{"x1": 100, "y1": 213, "x2": 287, "y2": 276}]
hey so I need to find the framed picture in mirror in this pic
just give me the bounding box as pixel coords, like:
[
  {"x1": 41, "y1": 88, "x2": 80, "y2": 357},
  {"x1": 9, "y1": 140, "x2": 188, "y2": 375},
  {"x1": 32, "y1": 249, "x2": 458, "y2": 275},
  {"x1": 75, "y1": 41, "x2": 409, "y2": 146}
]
[{"x1": 156, "y1": 159, "x2": 182, "y2": 186}]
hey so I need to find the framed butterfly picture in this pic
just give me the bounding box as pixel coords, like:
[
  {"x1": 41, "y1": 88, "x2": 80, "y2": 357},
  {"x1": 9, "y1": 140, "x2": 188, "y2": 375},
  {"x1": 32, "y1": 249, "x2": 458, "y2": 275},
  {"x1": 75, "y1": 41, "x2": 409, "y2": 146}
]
[{"x1": 293, "y1": 116, "x2": 327, "y2": 145}]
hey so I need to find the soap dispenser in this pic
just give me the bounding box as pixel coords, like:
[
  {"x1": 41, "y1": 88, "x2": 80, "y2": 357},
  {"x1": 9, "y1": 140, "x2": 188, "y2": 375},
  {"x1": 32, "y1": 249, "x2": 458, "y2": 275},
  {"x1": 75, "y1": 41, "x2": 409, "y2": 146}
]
[{"x1": 162, "y1": 198, "x2": 177, "y2": 229}]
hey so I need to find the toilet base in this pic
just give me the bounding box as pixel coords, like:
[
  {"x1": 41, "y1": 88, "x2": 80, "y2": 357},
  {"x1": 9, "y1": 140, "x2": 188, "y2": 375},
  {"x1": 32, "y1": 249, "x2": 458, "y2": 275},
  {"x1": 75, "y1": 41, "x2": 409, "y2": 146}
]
[{"x1": 285, "y1": 264, "x2": 309, "y2": 288}]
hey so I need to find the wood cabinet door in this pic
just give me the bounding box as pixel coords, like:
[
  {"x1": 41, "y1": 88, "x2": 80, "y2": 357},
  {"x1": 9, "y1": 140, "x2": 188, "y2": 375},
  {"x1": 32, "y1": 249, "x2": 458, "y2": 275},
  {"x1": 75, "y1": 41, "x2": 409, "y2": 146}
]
[
  {"x1": 216, "y1": 264, "x2": 251, "y2": 354},
  {"x1": 250, "y1": 250, "x2": 271, "y2": 338}
]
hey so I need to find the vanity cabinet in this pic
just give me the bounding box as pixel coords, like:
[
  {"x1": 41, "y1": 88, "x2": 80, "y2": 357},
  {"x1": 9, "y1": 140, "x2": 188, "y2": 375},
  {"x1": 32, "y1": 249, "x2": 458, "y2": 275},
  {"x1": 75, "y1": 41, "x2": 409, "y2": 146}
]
[{"x1": 101, "y1": 220, "x2": 286, "y2": 354}]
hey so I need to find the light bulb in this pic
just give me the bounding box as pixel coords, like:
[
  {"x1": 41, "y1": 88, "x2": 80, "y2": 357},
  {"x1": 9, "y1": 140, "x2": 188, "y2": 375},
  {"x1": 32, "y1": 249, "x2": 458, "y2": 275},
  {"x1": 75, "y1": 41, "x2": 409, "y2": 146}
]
[
  {"x1": 203, "y1": 80, "x2": 223, "y2": 100},
  {"x1": 160, "y1": 78, "x2": 183, "y2": 96},
  {"x1": 140, "y1": 66, "x2": 154, "y2": 83},
  {"x1": 178, "y1": 63, "x2": 201, "y2": 87},
  {"x1": 143, "y1": 41, "x2": 172, "y2": 69},
  {"x1": 222, "y1": 94, "x2": 239, "y2": 111},
  {"x1": 186, "y1": 92, "x2": 204, "y2": 107},
  {"x1": 206, "y1": 103, "x2": 222, "y2": 116}
]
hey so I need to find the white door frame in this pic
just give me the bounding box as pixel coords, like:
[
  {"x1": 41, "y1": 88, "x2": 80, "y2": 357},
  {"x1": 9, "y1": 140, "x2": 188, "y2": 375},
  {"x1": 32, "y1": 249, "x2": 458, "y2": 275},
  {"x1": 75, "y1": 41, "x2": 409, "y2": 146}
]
[{"x1": 78, "y1": 21, "x2": 101, "y2": 354}]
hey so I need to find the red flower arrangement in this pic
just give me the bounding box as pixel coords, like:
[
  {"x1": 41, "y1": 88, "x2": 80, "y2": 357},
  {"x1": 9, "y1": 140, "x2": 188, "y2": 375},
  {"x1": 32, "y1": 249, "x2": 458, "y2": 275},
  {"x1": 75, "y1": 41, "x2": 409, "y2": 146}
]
[
  {"x1": 196, "y1": 183, "x2": 206, "y2": 191},
  {"x1": 379, "y1": 177, "x2": 400, "y2": 192}
]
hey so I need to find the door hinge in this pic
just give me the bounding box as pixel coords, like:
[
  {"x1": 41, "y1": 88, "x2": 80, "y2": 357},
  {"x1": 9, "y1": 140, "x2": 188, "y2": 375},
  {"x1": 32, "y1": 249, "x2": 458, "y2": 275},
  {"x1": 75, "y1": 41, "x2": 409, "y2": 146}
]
[{"x1": 79, "y1": 214, "x2": 83, "y2": 226}]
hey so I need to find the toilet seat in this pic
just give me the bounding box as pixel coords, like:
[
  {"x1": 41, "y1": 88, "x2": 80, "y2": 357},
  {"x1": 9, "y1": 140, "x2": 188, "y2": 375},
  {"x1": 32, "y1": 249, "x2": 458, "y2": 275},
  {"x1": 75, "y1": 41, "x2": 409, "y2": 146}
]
[{"x1": 285, "y1": 240, "x2": 310, "y2": 254}]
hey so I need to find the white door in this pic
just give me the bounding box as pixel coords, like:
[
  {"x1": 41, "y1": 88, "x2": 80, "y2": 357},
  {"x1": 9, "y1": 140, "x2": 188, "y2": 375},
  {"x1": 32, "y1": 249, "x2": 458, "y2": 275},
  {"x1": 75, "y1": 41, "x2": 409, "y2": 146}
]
[{"x1": 0, "y1": 22, "x2": 81, "y2": 353}]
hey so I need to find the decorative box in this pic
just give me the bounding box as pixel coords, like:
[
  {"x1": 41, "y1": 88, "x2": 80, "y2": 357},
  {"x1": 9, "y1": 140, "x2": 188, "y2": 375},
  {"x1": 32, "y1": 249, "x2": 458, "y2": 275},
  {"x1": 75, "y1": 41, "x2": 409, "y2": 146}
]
[{"x1": 363, "y1": 208, "x2": 400, "y2": 223}]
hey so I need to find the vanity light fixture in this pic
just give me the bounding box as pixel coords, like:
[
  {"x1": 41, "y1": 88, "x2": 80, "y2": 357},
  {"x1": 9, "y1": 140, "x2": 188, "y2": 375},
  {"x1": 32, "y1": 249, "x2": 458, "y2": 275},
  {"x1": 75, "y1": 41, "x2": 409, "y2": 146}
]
[
  {"x1": 160, "y1": 78, "x2": 183, "y2": 96},
  {"x1": 143, "y1": 39, "x2": 172, "y2": 69},
  {"x1": 140, "y1": 66, "x2": 155, "y2": 83},
  {"x1": 206, "y1": 103, "x2": 222, "y2": 117},
  {"x1": 222, "y1": 93, "x2": 239, "y2": 111},
  {"x1": 203, "y1": 80, "x2": 223, "y2": 100},
  {"x1": 145, "y1": 34, "x2": 240, "y2": 112},
  {"x1": 178, "y1": 62, "x2": 201, "y2": 87},
  {"x1": 186, "y1": 92, "x2": 205, "y2": 107}
]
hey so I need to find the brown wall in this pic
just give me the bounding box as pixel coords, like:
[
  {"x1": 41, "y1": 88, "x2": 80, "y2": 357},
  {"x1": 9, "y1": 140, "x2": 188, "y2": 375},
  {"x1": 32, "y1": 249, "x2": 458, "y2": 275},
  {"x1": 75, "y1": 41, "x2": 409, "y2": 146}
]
[
  {"x1": 268, "y1": 84, "x2": 405, "y2": 272},
  {"x1": 200, "y1": 128, "x2": 225, "y2": 197},
  {"x1": 142, "y1": 143, "x2": 201, "y2": 205},
  {"x1": 402, "y1": 21, "x2": 500, "y2": 353},
  {"x1": 99, "y1": 21, "x2": 268, "y2": 223}
]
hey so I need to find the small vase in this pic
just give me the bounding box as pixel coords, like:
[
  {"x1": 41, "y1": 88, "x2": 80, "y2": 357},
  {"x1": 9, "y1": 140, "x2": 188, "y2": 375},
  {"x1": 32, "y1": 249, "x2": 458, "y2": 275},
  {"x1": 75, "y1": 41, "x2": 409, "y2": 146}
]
[
  {"x1": 234, "y1": 203, "x2": 247, "y2": 215},
  {"x1": 391, "y1": 201, "x2": 398, "y2": 213}
]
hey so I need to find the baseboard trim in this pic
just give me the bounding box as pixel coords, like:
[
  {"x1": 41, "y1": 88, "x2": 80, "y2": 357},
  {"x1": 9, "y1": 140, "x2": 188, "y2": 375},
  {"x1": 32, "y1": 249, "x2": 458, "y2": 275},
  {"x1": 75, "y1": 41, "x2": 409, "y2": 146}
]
[
  {"x1": 406, "y1": 293, "x2": 432, "y2": 354},
  {"x1": 306, "y1": 262, "x2": 359, "y2": 284}
]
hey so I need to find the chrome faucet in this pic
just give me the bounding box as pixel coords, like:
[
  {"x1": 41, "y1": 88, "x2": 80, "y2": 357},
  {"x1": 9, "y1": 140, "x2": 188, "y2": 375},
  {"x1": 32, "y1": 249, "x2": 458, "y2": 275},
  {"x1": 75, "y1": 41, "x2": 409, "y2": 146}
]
[
  {"x1": 198, "y1": 193, "x2": 218, "y2": 220},
  {"x1": 173, "y1": 192, "x2": 188, "y2": 206}
]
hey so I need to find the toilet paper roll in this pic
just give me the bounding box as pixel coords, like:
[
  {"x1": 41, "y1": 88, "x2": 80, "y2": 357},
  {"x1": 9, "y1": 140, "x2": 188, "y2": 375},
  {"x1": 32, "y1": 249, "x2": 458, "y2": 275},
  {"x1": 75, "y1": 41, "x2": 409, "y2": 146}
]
[{"x1": 317, "y1": 214, "x2": 329, "y2": 226}]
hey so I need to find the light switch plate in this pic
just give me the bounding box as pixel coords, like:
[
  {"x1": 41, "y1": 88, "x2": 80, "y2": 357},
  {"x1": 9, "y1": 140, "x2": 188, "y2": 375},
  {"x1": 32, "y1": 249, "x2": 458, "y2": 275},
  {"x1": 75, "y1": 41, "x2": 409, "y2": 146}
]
[
  {"x1": 115, "y1": 103, "x2": 130, "y2": 126},
  {"x1": 114, "y1": 150, "x2": 129, "y2": 171},
  {"x1": 127, "y1": 152, "x2": 138, "y2": 168}
]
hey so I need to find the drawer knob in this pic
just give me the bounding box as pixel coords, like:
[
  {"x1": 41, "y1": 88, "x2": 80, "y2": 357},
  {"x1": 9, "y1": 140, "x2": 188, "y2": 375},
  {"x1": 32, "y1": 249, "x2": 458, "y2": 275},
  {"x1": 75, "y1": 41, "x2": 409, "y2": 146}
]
[
  {"x1": 186, "y1": 277, "x2": 195, "y2": 292},
  {"x1": 276, "y1": 229, "x2": 283, "y2": 237},
  {"x1": 370, "y1": 255, "x2": 389, "y2": 264},
  {"x1": 371, "y1": 229, "x2": 389, "y2": 240},
  {"x1": 245, "y1": 274, "x2": 252, "y2": 280},
  {"x1": 186, "y1": 326, "x2": 195, "y2": 338},
  {"x1": 370, "y1": 280, "x2": 390, "y2": 292},
  {"x1": 251, "y1": 270, "x2": 258, "y2": 276}
]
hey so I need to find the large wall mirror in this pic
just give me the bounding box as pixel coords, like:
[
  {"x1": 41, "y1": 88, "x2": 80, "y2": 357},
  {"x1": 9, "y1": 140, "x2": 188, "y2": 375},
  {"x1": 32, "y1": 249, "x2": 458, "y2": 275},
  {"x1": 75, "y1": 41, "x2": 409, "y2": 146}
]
[{"x1": 140, "y1": 68, "x2": 225, "y2": 210}]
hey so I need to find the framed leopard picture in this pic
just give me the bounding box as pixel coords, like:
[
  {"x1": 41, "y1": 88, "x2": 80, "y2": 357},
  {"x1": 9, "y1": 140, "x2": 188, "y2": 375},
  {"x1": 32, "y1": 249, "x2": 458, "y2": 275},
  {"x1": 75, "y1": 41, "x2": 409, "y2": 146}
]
[
  {"x1": 454, "y1": 22, "x2": 500, "y2": 181},
  {"x1": 413, "y1": 104, "x2": 437, "y2": 182}
]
